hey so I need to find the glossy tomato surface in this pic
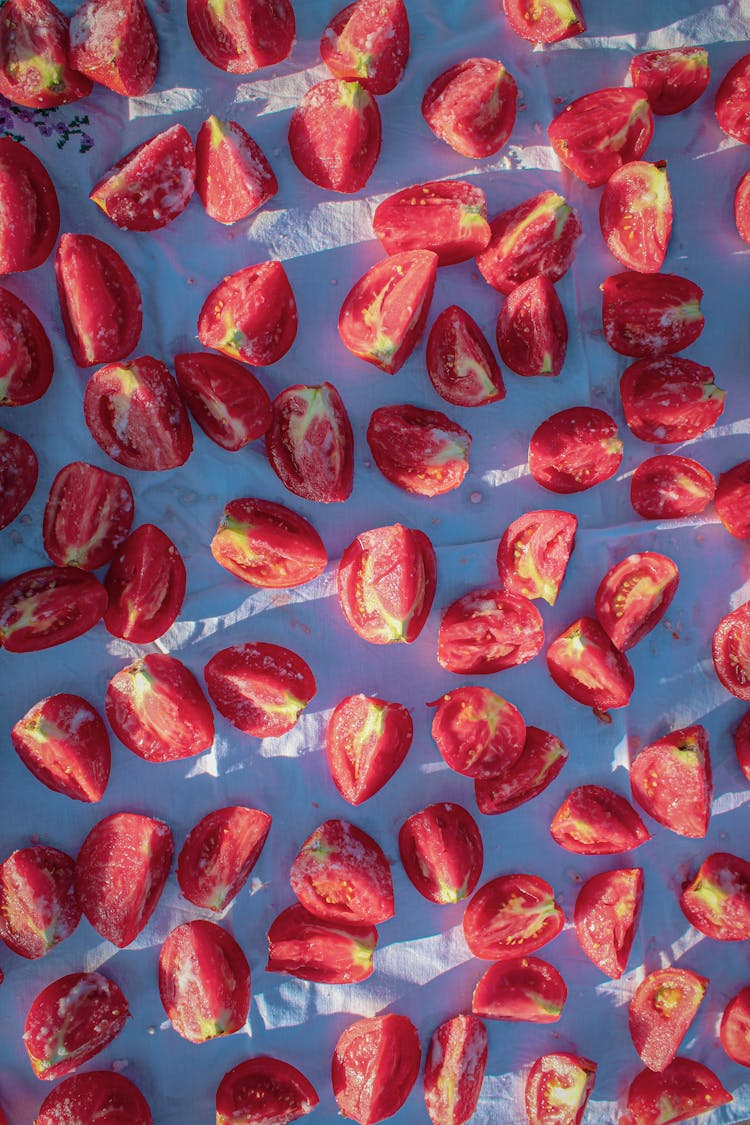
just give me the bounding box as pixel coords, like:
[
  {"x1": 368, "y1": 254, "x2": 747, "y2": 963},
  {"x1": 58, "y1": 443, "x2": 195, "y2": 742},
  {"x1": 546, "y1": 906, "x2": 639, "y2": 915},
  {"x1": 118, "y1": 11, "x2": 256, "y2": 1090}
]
[
  {"x1": 173, "y1": 351, "x2": 272, "y2": 451},
  {"x1": 475, "y1": 726, "x2": 568, "y2": 816},
  {"x1": 574, "y1": 867, "x2": 643, "y2": 979},
  {"x1": 422, "y1": 57, "x2": 517, "y2": 158},
  {"x1": 599, "y1": 160, "x2": 672, "y2": 273},
  {"x1": 398, "y1": 802, "x2": 483, "y2": 904},
  {"x1": 290, "y1": 818, "x2": 394, "y2": 924},
  {"x1": 24, "y1": 971, "x2": 129, "y2": 1080},
  {"x1": 36, "y1": 1071, "x2": 153, "y2": 1125},
  {"x1": 477, "y1": 190, "x2": 582, "y2": 295},
  {"x1": 158, "y1": 920, "x2": 250, "y2": 1043},
  {"x1": 198, "y1": 261, "x2": 297, "y2": 367},
  {"x1": 332, "y1": 1014, "x2": 421, "y2": 1125},
  {"x1": 11, "y1": 692, "x2": 110, "y2": 802},
  {"x1": 266, "y1": 381, "x2": 354, "y2": 503},
  {"x1": 187, "y1": 0, "x2": 295, "y2": 73},
  {"x1": 0, "y1": 566, "x2": 106, "y2": 653},
  {"x1": 90, "y1": 125, "x2": 196, "y2": 231},
  {"x1": 628, "y1": 967, "x2": 709, "y2": 1072},
  {"x1": 630, "y1": 725, "x2": 712, "y2": 838},
  {"x1": 43, "y1": 461, "x2": 134, "y2": 570},
  {"x1": 0, "y1": 287, "x2": 53, "y2": 406},
  {"x1": 320, "y1": 0, "x2": 409, "y2": 94},
  {"x1": 620, "y1": 356, "x2": 725, "y2": 443},
  {"x1": 0, "y1": 427, "x2": 38, "y2": 531},
  {"x1": 497, "y1": 509, "x2": 577, "y2": 605},
  {"x1": 373, "y1": 180, "x2": 490, "y2": 265},
  {"x1": 680, "y1": 852, "x2": 750, "y2": 940},
  {"x1": 195, "y1": 116, "x2": 277, "y2": 225},
  {"x1": 204, "y1": 642, "x2": 316, "y2": 737},
  {"x1": 528, "y1": 407, "x2": 622, "y2": 494},
  {"x1": 497, "y1": 275, "x2": 568, "y2": 377},
  {"x1": 547, "y1": 616, "x2": 634, "y2": 711},
  {"x1": 602, "y1": 272, "x2": 704, "y2": 357},
  {"x1": 595, "y1": 551, "x2": 679, "y2": 651},
  {"x1": 266, "y1": 903, "x2": 377, "y2": 984},
  {"x1": 178, "y1": 806, "x2": 271, "y2": 911},
  {"x1": 0, "y1": 845, "x2": 80, "y2": 959},
  {"x1": 503, "y1": 0, "x2": 584, "y2": 43},
  {"x1": 429, "y1": 686, "x2": 525, "y2": 778},
  {"x1": 715, "y1": 460, "x2": 750, "y2": 538},
  {"x1": 437, "y1": 585, "x2": 544, "y2": 674},
  {"x1": 712, "y1": 602, "x2": 750, "y2": 701},
  {"x1": 463, "y1": 873, "x2": 564, "y2": 960},
  {"x1": 423, "y1": 1014, "x2": 487, "y2": 1125},
  {"x1": 720, "y1": 987, "x2": 750, "y2": 1067},
  {"x1": 426, "y1": 304, "x2": 505, "y2": 406},
  {"x1": 525, "y1": 1052, "x2": 597, "y2": 1125},
  {"x1": 473, "y1": 956, "x2": 567, "y2": 1023},
  {"x1": 216, "y1": 1056, "x2": 318, "y2": 1125},
  {"x1": 211, "y1": 498, "x2": 327, "y2": 589},
  {"x1": 548, "y1": 88, "x2": 653, "y2": 186},
  {"x1": 716, "y1": 53, "x2": 750, "y2": 144},
  {"x1": 550, "y1": 785, "x2": 650, "y2": 855},
  {"x1": 325, "y1": 694, "x2": 413, "y2": 804},
  {"x1": 288, "y1": 79, "x2": 381, "y2": 193},
  {"x1": 367, "y1": 402, "x2": 472, "y2": 496},
  {"x1": 629, "y1": 47, "x2": 710, "y2": 115},
  {"x1": 623, "y1": 1058, "x2": 731, "y2": 1124},
  {"x1": 70, "y1": 0, "x2": 158, "y2": 96},
  {"x1": 0, "y1": 0, "x2": 91, "y2": 108},
  {"x1": 104, "y1": 523, "x2": 186, "y2": 643},
  {"x1": 630, "y1": 454, "x2": 715, "y2": 519}
]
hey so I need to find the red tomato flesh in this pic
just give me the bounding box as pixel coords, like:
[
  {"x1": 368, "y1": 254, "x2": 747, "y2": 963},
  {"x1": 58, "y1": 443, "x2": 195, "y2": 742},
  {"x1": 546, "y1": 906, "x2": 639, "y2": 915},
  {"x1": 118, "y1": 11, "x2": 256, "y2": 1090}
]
[
  {"x1": 290, "y1": 819, "x2": 394, "y2": 925},
  {"x1": 0, "y1": 0, "x2": 92, "y2": 108},
  {"x1": 24, "y1": 971, "x2": 129, "y2": 1080},
  {"x1": 630, "y1": 725, "x2": 712, "y2": 839},
  {"x1": 602, "y1": 272, "x2": 704, "y2": 357},
  {"x1": 503, "y1": 0, "x2": 585, "y2": 43},
  {"x1": 373, "y1": 180, "x2": 490, "y2": 266},
  {"x1": 715, "y1": 53, "x2": 750, "y2": 144},
  {"x1": 0, "y1": 139, "x2": 59, "y2": 274},
  {"x1": 90, "y1": 124, "x2": 196, "y2": 231},
  {"x1": 36, "y1": 1072, "x2": 153, "y2": 1125},
  {"x1": 715, "y1": 460, "x2": 750, "y2": 538},
  {"x1": 463, "y1": 873, "x2": 564, "y2": 960},
  {"x1": 159, "y1": 920, "x2": 250, "y2": 1043},
  {"x1": 216, "y1": 1056, "x2": 318, "y2": 1125},
  {"x1": 473, "y1": 956, "x2": 567, "y2": 1022},
  {"x1": 525, "y1": 1052, "x2": 597, "y2": 1125},
  {"x1": 266, "y1": 903, "x2": 377, "y2": 984},
  {"x1": 187, "y1": 0, "x2": 295, "y2": 74},
  {"x1": 595, "y1": 551, "x2": 679, "y2": 651},
  {"x1": 629, "y1": 48, "x2": 710, "y2": 116},
  {"x1": 195, "y1": 116, "x2": 277, "y2": 225},
  {"x1": 0, "y1": 427, "x2": 38, "y2": 531},
  {"x1": 174, "y1": 351, "x2": 272, "y2": 451},
  {"x1": 0, "y1": 565, "x2": 106, "y2": 653},
  {"x1": 11, "y1": 692, "x2": 110, "y2": 802},
  {"x1": 211, "y1": 498, "x2": 328, "y2": 589},
  {"x1": 288, "y1": 79, "x2": 381, "y2": 193},
  {"x1": 178, "y1": 806, "x2": 271, "y2": 912},
  {"x1": 398, "y1": 802, "x2": 483, "y2": 904},
  {"x1": 325, "y1": 694, "x2": 413, "y2": 805},
  {"x1": 631, "y1": 454, "x2": 715, "y2": 520},
  {"x1": 600, "y1": 160, "x2": 672, "y2": 273},
  {"x1": 70, "y1": 0, "x2": 158, "y2": 96},
  {"x1": 680, "y1": 851, "x2": 750, "y2": 940},
  {"x1": 623, "y1": 1058, "x2": 731, "y2": 1124},
  {"x1": 198, "y1": 261, "x2": 298, "y2": 367},
  {"x1": 43, "y1": 461, "x2": 134, "y2": 570},
  {"x1": 367, "y1": 402, "x2": 471, "y2": 497},
  {"x1": 720, "y1": 986, "x2": 750, "y2": 1067},
  {"x1": 422, "y1": 57, "x2": 517, "y2": 159},
  {"x1": 735, "y1": 170, "x2": 750, "y2": 244},
  {"x1": 104, "y1": 523, "x2": 187, "y2": 643},
  {"x1": 266, "y1": 381, "x2": 354, "y2": 503},
  {"x1": 423, "y1": 1014, "x2": 487, "y2": 1125},
  {"x1": 574, "y1": 867, "x2": 643, "y2": 979},
  {"x1": 475, "y1": 726, "x2": 568, "y2": 816},
  {"x1": 713, "y1": 602, "x2": 750, "y2": 701},
  {"x1": 497, "y1": 275, "x2": 568, "y2": 378},
  {"x1": 438, "y1": 585, "x2": 545, "y2": 675},
  {"x1": 551, "y1": 785, "x2": 650, "y2": 855},
  {"x1": 0, "y1": 286, "x2": 53, "y2": 406},
  {"x1": 628, "y1": 967, "x2": 709, "y2": 1073},
  {"x1": 547, "y1": 616, "x2": 634, "y2": 711},
  {"x1": 497, "y1": 509, "x2": 577, "y2": 606},
  {"x1": 429, "y1": 686, "x2": 525, "y2": 779},
  {"x1": 204, "y1": 642, "x2": 316, "y2": 738},
  {"x1": 0, "y1": 845, "x2": 80, "y2": 959},
  {"x1": 529, "y1": 407, "x2": 622, "y2": 494},
  {"x1": 426, "y1": 305, "x2": 505, "y2": 407},
  {"x1": 332, "y1": 1014, "x2": 421, "y2": 1125},
  {"x1": 548, "y1": 88, "x2": 653, "y2": 187},
  {"x1": 320, "y1": 0, "x2": 409, "y2": 95},
  {"x1": 620, "y1": 356, "x2": 725, "y2": 443},
  {"x1": 477, "y1": 191, "x2": 582, "y2": 296}
]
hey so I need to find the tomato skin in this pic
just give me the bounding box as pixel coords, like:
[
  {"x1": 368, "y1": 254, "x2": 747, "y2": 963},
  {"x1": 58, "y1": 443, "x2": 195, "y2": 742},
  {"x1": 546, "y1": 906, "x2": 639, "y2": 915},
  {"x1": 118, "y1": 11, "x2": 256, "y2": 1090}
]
[
  {"x1": 187, "y1": 0, "x2": 295, "y2": 74},
  {"x1": 174, "y1": 351, "x2": 272, "y2": 451},
  {"x1": 398, "y1": 802, "x2": 483, "y2": 904},
  {"x1": 325, "y1": 694, "x2": 413, "y2": 805},
  {"x1": 0, "y1": 287, "x2": 53, "y2": 406},
  {"x1": 423, "y1": 1014, "x2": 487, "y2": 1125},
  {"x1": 198, "y1": 261, "x2": 298, "y2": 367},
  {"x1": 628, "y1": 968, "x2": 709, "y2": 1073},
  {"x1": 90, "y1": 125, "x2": 196, "y2": 231},
  {"x1": 373, "y1": 181, "x2": 490, "y2": 266},
  {"x1": 24, "y1": 972, "x2": 129, "y2": 1081},
  {"x1": 204, "y1": 642, "x2": 316, "y2": 738},
  {"x1": 266, "y1": 903, "x2": 377, "y2": 984},
  {"x1": 551, "y1": 785, "x2": 650, "y2": 855},
  {"x1": 497, "y1": 509, "x2": 577, "y2": 606},
  {"x1": 463, "y1": 873, "x2": 564, "y2": 960},
  {"x1": 714, "y1": 460, "x2": 750, "y2": 538},
  {"x1": 0, "y1": 0, "x2": 92, "y2": 108},
  {"x1": 11, "y1": 692, "x2": 110, "y2": 802},
  {"x1": 629, "y1": 48, "x2": 710, "y2": 116},
  {"x1": 734, "y1": 711, "x2": 750, "y2": 781},
  {"x1": 602, "y1": 272, "x2": 704, "y2": 357},
  {"x1": 529, "y1": 407, "x2": 622, "y2": 494},
  {"x1": 735, "y1": 170, "x2": 750, "y2": 244},
  {"x1": 0, "y1": 140, "x2": 59, "y2": 275},
  {"x1": 720, "y1": 986, "x2": 750, "y2": 1067},
  {"x1": 104, "y1": 523, "x2": 186, "y2": 643},
  {"x1": 216, "y1": 1056, "x2": 319, "y2": 1125},
  {"x1": 158, "y1": 920, "x2": 250, "y2": 1043},
  {"x1": 680, "y1": 852, "x2": 750, "y2": 941},
  {"x1": 497, "y1": 276, "x2": 568, "y2": 378},
  {"x1": 715, "y1": 53, "x2": 750, "y2": 144},
  {"x1": 477, "y1": 191, "x2": 581, "y2": 296},
  {"x1": 473, "y1": 956, "x2": 567, "y2": 1023},
  {"x1": 332, "y1": 1014, "x2": 421, "y2": 1125},
  {"x1": 36, "y1": 1071, "x2": 153, "y2": 1125},
  {"x1": 623, "y1": 1058, "x2": 732, "y2": 1124},
  {"x1": 574, "y1": 867, "x2": 643, "y2": 979},
  {"x1": 426, "y1": 305, "x2": 505, "y2": 407},
  {"x1": 320, "y1": 0, "x2": 409, "y2": 95},
  {"x1": 712, "y1": 601, "x2": 750, "y2": 702},
  {"x1": 422, "y1": 57, "x2": 517, "y2": 159},
  {"x1": 630, "y1": 725, "x2": 712, "y2": 839},
  {"x1": 0, "y1": 566, "x2": 106, "y2": 653},
  {"x1": 525, "y1": 1053, "x2": 597, "y2": 1125},
  {"x1": 547, "y1": 616, "x2": 634, "y2": 710},
  {"x1": 631, "y1": 454, "x2": 715, "y2": 520},
  {"x1": 620, "y1": 356, "x2": 725, "y2": 443},
  {"x1": 43, "y1": 461, "x2": 134, "y2": 571},
  {"x1": 195, "y1": 116, "x2": 277, "y2": 225},
  {"x1": 600, "y1": 161, "x2": 672, "y2": 274},
  {"x1": 548, "y1": 88, "x2": 653, "y2": 187},
  {"x1": 211, "y1": 498, "x2": 328, "y2": 589},
  {"x1": 475, "y1": 726, "x2": 568, "y2": 816},
  {"x1": 438, "y1": 585, "x2": 545, "y2": 675},
  {"x1": 178, "y1": 806, "x2": 271, "y2": 912},
  {"x1": 337, "y1": 523, "x2": 437, "y2": 645},
  {"x1": 288, "y1": 79, "x2": 381, "y2": 193},
  {"x1": 0, "y1": 427, "x2": 37, "y2": 531},
  {"x1": 266, "y1": 382, "x2": 354, "y2": 503},
  {"x1": 503, "y1": 0, "x2": 585, "y2": 44},
  {"x1": 69, "y1": 0, "x2": 158, "y2": 96},
  {"x1": 595, "y1": 551, "x2": 679, "y2": 651},
  {"x1": 429, "y1": 686, "x2": 525, "y2": 779},
  {"x1": 0, "y1": 845, "x2": 80, "y2": 959},
  {"x1": 290, "y1": 819, "x2": 394, "y2": 925},
  {"x1": 367, "y1": 403, "x2": 472, "y2": 497}
]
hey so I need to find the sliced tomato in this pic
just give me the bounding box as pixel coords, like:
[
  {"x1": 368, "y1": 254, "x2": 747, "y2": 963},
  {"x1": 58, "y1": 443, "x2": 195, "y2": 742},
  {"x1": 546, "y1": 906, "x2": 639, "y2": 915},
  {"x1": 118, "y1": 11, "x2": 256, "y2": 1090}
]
[
  {"x1": 266, "y1": 381, "x2": 354, "y2": 503},
  {"x1": 24, "y1": 972, "x2": 129, "y2": 1081},
  {"x1": 629, "y1": 968, "x2": 709, "y2": 1073},
  {"x1": 735, "y1": 170, "x2": 750, "y2": 245},
  {"x1": 54, "y1": 233, "x2": 142, "y2": 367},
  {"x1": 463, "y1": 873, "x2": 564, "y2": 960},
  {"x1": 623, "y1": 1058, "x2": 731, "y2": 1124},
  {"x1": 438, "y1": 585, "x2": 545, "y2": 675},
  {"x1": 0, "y1": 845, "x2": 80, "y2": 959},
  {"x1": 735, "y1": 711, "x2": 750, "y2": 781},
  {"x1": 422, "y1": 57, "x2": 517, "y2": 159},
  {"x1": 423, "y1": 1014, "x2": 487, "y2": 1125},
  {"x1": 266, "y1": 903, "x2": 377, "y2": 984},
  {"x1": 367, "y1": 403, "x2": 471, "y2": 496},
  {"x1": 187, "y1": 0, "x2": 295, "y2": 73},
  {"x1": 473, "y1": 956, "x2": 566, "y2": 1023},
  {"x1": 0, "y1": 139, "x2": 59, "y2": 274},
  {"x1": 720, "y1": 986, "x2": 750, "y2": 1067},
  {"x1": 373, "y1": 181, "x2": 490, "y2": 266},
  {"x1": 680, "y1": 851, "x2": 750, "y2": 940},
  {"x1": 503, "y1": 0, "x2": 585, "y2": 43},
  {"x1": 595, "y1": 551, "x2": 679, "y2": 651},
  {"x1": 216, "y1": 1056, "x2": 318, "y2": 1125},
  {"x1": 43, "y1": 461, "x2": 134, "y2": 570},
  {"x1": 75, "y1": 812, "x2": 173, "y2": 948},
  {"x1": 497, "y1": 509, "x2": 577, "y2": 606},
  {"x1": 84, "y1": 356, "x2": 193, "y2": 472},
  {"x1": 211, "y1": 497, "x2": 327, "y2": 589},
  {"x1": 426, "y1": 305, "x2": 505, "y2": 407},
  {"x1": 178, "y1": 806, "x2": 271, "y2": 912},
  {"x1": 715, "y1": 53, "x2": 750, "y2": 144},
  {"x1": 159, "y1": 920, "x2": 250, "y2": 1043},
  {"x1": 332, "y1": 1014, "x2": 421, "y2": 1125},
  {"x1": 106, "y1": 653, "x2": 214, "y2": 764},
  {"x1": 398, "y1": 802, "x2": 483, "y2": 904},
  {"x1": 204, "y1": 642, "x2": 316, "y2": 738},
  {"x1": 104, "y1": 523, "x2": 186, "y2": 643},
  {"x1": 337, "y1": 523, "x2": 436, "y2": 645},
  {"x1": 195, "y1": 116, "x2": 277, "y2": 225},
  {"x1": 551, "y1": 785, "x2": 650, "y2": 855},
  {"x1": 497, "y1": 276, "x2": 568, "y2": 378},
  {"x1": 288, "y1": 79, "x2": 381, "y2": 193},
  {"x1": 620, "y1": 356, "x2": 725, "y2": 443},
  {"x1": 198, "y1": 261, "x2": 297, "y2": 367},
  {"x1": 338, "y1": 250, "x2": 437, "y2": 374},
  {"x1": 0, "y1": 427, "x2": 37, "y2": 531},
  {"x1": 0, "y1": 0, "x2": 92, "y2": 108},
  {"x1": 548, "y1": 88, "x2": 653, "y2": 187},
  {"x1": 629, "y1": 48, "x2": 710, "y2": 116},
  {"x1": 600, "y1": 161, "x2": 672, "y2": 273},
  {"x1": 574, "y1": 867, "x2": 643, "y2": 979},
  {"x1": 290, "y1": 819, "x2": 394, "y2": 924},
  {"x1": 0, "y1": 287, "x2": 53, "y2": 406},
  {"x1": 477, "y1": 191, "x2": 582, "y2": 295},
  {"x1": 429, "y1": 686, "x2": 525, "y2": 779},
  {"x1": 475, "y1": 726, "x2": 568, "y2": 816},
  {"x1": 630, "y1": 725, "x2": 712, "y2": 839},
  {"x1": 525, "y1": 1053, "x2": 597, "y2": 1125},
  {"x1": 0, "y1": 566, "x2": 106, "y2": 653},
  {"x1": 325, "y1": 694, "x2": 413, "y2": 805},
  {"x1": 36, "y1": 1072, "x2": 153, "y2": 1125},
  {"x1": 320, "y1": 0, "x2": 409, "y2": 95},
  {"x1": 90, "y1": 125, "x2": 196, "y2": 231},
  {"x1": 602, "y1": 272, "x2": 704, "y2": 357},
  {"x1": 630, "y1": 454, "x2": 715, "y2": 520},
  {"x1": 713, "y1": 602, "x2": 750, "y2": 701},
  {"x1": 174, "y1": 351, "x2": 272, "y2": 451},
  {"x1": 715, "y1": 460, "x2": 750, "y2": 538},
  {"x1": 11, "y1": 692, "x2": 110, "y2": 803},
  {"x1": 529, "y1": 407, "x2": 622, "y2": 494},
  {"x1": 69, "y1": 0, "x2": 158, "y2": 96}
]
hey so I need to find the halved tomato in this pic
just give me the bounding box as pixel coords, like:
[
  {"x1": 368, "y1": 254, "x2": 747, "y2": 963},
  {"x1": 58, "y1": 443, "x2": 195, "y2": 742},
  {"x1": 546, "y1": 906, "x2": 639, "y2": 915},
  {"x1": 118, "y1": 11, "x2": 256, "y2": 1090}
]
[
  {"x1": 600, "y1": 161, "x2": 672, "y2": 273},
  {"x1": 715, "y1": 53, "x2": 750, "y2": 144},
  {"x1": 398, "y1": 802, "x2": 483, "y2": 904},
  {"x1": 463, "y1": 873, "x2": 564, "y2": 960},
  {"x1": 195, "y1": 116, "x2": 277, "y2": 225},
  {"x1": 421, "y1": 57, "x2": 517, "y2": 158},
  {"x1": 574, "y1": 867, "x2": 643, "y2": 979},
  {"x1": 0, "y1": 140, "x2": 60, "y2": 275},
  {"x1": 426, "y1": 305, "x2": 505, "y2": 407},
  {"x1": 216, "y1": 1057, "x2": 318, "y2": 1125},
  {"x1": 0, "y1": 427, "x2": 37, "y2": 531},
  {"x1": 549, "y1": 88, "x2": 653, "y2": 187},
  {"x1": 338, "y1": 250, "x2": 437, "y2": 374},
  {"x1": 90, "y1": 125, "x2": 196, "y2": 231},
  {"x1": 735, "y1": 170, "x2": 750, "y2": 245},
  {"x1": 325, "y1": 694, "x2": 412, "y2": 805},
  {"x1": 11, "y1": 692, "x2": 110, "y2": 802},
  {"x1": 496, "y1": 276, "x2": 568, "y2": 378},
  {"x1": 332, "y1": 1014, "x2": 421, "y2": 1125},
  {"x1": 373, "y1": 181, "x2": 490, "y2": 266},
  {"x1": 174, "y1": 351, "x2": 272, "y2": 451},
  {"x1": 70, "y1": 0, "x2": 158, "y2": 96},
  {"x1": 735, "y1": 711, "x2": 750, "y2": 781},
  {"x1": 0, "y1": 566, "x2": 106, "y2": 653},
  {"x1": 187, "y1": 0, "x2": 295, "y2": 73},
  {"x1": 0, "y1": 845, "x2": 80, "y2": 959},
  {"x1": 211, "y1": 498, "x2": 327, "y2": 589},
  {"x1": 623, "y1": 1058, "x2": 731, "y2": 1124},
  {"x1": 713, "y1": 602, "x2": 750, "y2": 701},
  {"x1": 437, "y1": 585, "x2": 544, "y2": 675},
  {"x1": 290, "y1": 819, "x2": 394, "y2": 924},
  {"x1": 423, "y1": 1014, "x2": 487, "y2": 1125},
  {"x1": 497, "y1": 509, "x2": 577, "y2": 606},
  {"x1": 288, "y1": 79, "x2": 381, "y2": 193},
  {"x1": 24, "y1": 972, "x2": 129, "y2": 1081},
  {"x1": 550, "y1": 785, "x2": 650, "y2": 855},
  {"x1": 43, "y1": 461, "x2": 134, "y2": 570},
  {"x1": 547, "y1": 616, "x2": 635, "y2": 711},
  {"x1": 715, "y1": 460, "x2": 750, "y2": 538},
  {"x1": 473, "y1": 956, "x2": 566, "y2": 1023},
  {"x1": 36, "y1": 1072, "x2": 153, "y2": 1125},
  {"x1": 629, "y1": 48, "x2": 710, "y2": 116},
  {"x1": 0, "y1": 287, "x2": 53, "y2": 406},
  {"x1": 620, "y1": 356, "x2": 725, "y2": 443},
  {"x1": 628, "y1": 968, "x2": 709, "y2": 1073},
  {"x1": 178, "y1": 806, "x2": 271, "y2": 912},
  {"x1": 503, "y1": 0, "x2": 584, "y2": 43},
  {"x1": 198, "y1": 261, "x2": 297, "y2": 367},
  {"x1": 320, "y1": 0, "x2": 409, "y2": 95},
  {"x1": 266, "y1": 903, "x2": 377, "y2": 984},
  {"x1": 104, "y1": 523, "x2": 186, "y2": 643},
  {"x1": 204, "y1": 642, "x2": 316, "y2": 738},
  {"x1": 595, "y1": 551, "x2": 679, "y2": 651},
  {"x1": 477, "y1": 191, "x2": 582, "y2": 296},
  {"x1": 630, "y1": 454, "x2": 715, "y2": 519},
  {"x1": 602, "y1": 272, "x2": 704, "y2": 357},
  {"x1": 367, "y1": 403, "x2": 471, "y2": 496},
  {"x1": 0, "y1": 0, "x2": 92, "y2": 108},
  {"x1": 429, "y1": 686, "x2": 525, "y2": 779},
  {"x1": 159, "y1": 920, "x2": 250, "y2": 1043},
  {"x1": 475, "y1": 726, "x2": 568, "y2": 816},
  {"x1": 680, "y1": 851, "x2": 750, "y2": 940},
  {"x1": 525, "y1": 1053, "x2": 597, "y2": 1125},
  {"x1": 720, "y1": 986, "x2": 750, "y2": 1067},
  {"x1": 529, "y1": 407, "x2": 622, "y2": 494},
  {"x1": 630, "y1": 725, "x2": 712, "y2": 838},
  {"x1": 266, "y1": 382, "x2": 354, "y2": 503}
]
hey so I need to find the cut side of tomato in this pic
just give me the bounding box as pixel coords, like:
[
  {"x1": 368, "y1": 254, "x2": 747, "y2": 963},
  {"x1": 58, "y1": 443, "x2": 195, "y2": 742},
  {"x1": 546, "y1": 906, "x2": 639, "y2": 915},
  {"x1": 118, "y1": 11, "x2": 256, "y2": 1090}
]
[
  {"x1": 477, "y1": 191, "x2": 582, "y2": 296},
  {"x1": 290, "y1": 819, "x2": 394, "y2": 925},
  {"x1": 548, "y1": 88, "x2": 653, "y2": 187},
  {"x1": 599, "y1": 160, "x2": 672, "y2": 273},
  {"x1": 735, "y1": 170, "x2": 750, "y2": 244},
  {"x1": 714, "y1": 602, "x2": 750, "y2": 701},
  {"x1": 198, "y1": 261, "x2": 297, "y2": 367},
  {"x1": 216, "y1": 1057, "x2": 318, "y2": 1125},
  {"x1": 429, "y1": 686, "x2": 525, "y2": 779},
  {"x1": 159, "y1": 920, "x2": 250, "y2": 1043},
  {"x1": 90, "y1": 124, "x2": 196, "y2": 231},
  {"x1": 0, "y1": 566, "x2": 106, "y2": 653},
  {"x1": 503, "y1": 0, "x2": 585, "y2": 43},
  {"x1": 525, "y1": 1053, "x2": 597, "y2": 1125},
  {"x1": 548, "y1": 616, "x2": 635, "y2": 711},
  {"x1": 629, "y1": 48, "x2": 710, "y2": 116},
  {"x1": 630, "y1": 725, "x2": 712, "y2": 838},
  {"x1": 398, "y1": 802, "x2": 483, "y2": 904},
  {"x1": 574, "y1": 867, "x2": 643, "y2": 979},
  {"x1": 473, "y1": 956, "x2": 567, "y2": 1023},
  {"x1": 178, "y1": 806, "x2": 271, "y2": 912},
  {"x1": 211, "y1": 497, "x2": 328, "y2": 589},
  {"x1": 475, "y1": 726, "x2": 568, "y2": 816},
  {"x1": 187, "y1": 0, "x2": 295, "y2": 73},
  {"x1": 715, "y1": 460, "x2": 750, "y2": 539},
  {"x1": 497, "y1": 509, "x2": 577, "y2": 606},
  {"x1": 288, "y1": 79, "x2": 381, "y2": 193},
  {"x1": 43, "y1": 461, "x2": 134, "y2": 571},
  {"x1": 332, "y1": 1014, "x2": 421, "y2": 1125},
  {"x1": 69, "y1": 0, "x2": 158, "y2": 96},
  {"x1": 0, "y1": 139, "x2": 59, "y2": 275},
  {"x1": 628, "y1": 967, "x2": 709, "y2": 1073},
  {"x1": 174, "y1": 351, "x2": 272, "y2": 451},
  {"x1": 422, "y1": 57, "x2": 517, "y2": 158},
  {"x1": 463, "y1": 872, "x2": 564, "y2": 960},
  {"x1": 427, "y1": 305, "x2": 505, "y2": 407},
  {"x1": 204, "y1": 642, "x2": 316, "y2": 738},
  {"x1": 0, "y1": 287, "x2": 53, "y2": 406},
  {"x1": 620, "y1": 356, "x2": 725, "y2": 443},
  {"x1": 266, "y1": 381, "x2": 354, "y2": 503},
  {"x1": 715, "y1": 53, "x2": 750, "y2": 144},
  {"x1": 497, "y1": 276, "x2": 568, "y2": 378},
  {"x1": 602, "y1": 272, "x2": 704, "y2": 357},
  {"x1": 0, "y1": 0, "x2": 92, "y2": 108},
  {"x1": 595, "y1": 551, "x2": 679, "y2": 651},
  {"x1": 36, "y1": 1072, "x2": 153, "y2": 1125},
  {"x1": 551, "y1": 785, "x2": 650, "y2": 855},
  {"x1": 104, "y1": 523, "x2": 186, "y2": 643},
  {"x1": 423, "y1": 1014, "x2": 487, "y2": 1125},
  {"x1": 24, "y1": 971, "x2": 129, "y2": 1081},
  {"x1": 0, "y1": 427, "x2": 37, "y2": 531},
  {"x1": 680, "y1": 851, "x2": 750, "y2": 940},
  {"x1": 195, "y1": 116, "x2": 277, "y2": 225},
  {"x1": 631, "y1": 454, "x2": 715, "y2": 520},
  {"x1": 438, "y1": 585, "x2": 544, "y2": 675},
  {"x1": 320, "y1": 0, "x2": 409, "y2": 95},
  {"x1": 11, "y1": 693, "x2": 110, "y2": 803},
  {"x1": 266, "y1": 903, "x2": 377, "y2": 984},
  {"x1": 623, "y1": 1058, "x2": 731, "y2": 1124},
  {"x1": 326, "y1": 694, "x2": 413, "y2": 805},
  {"x1": 529, "y1": 407, "x2": 622, "y2": 494},
  {"x1": 720, "y1": 987, "x2": 750, "y2": 1067},
  {"x1": 367, "y1": 402, "x2": 471, "y2": 497},
  {"x1": 735, "y1": 711, "x2": 750, "y2": 781},
  {"x1": 0, "y1": 845, "x2": 80, "y2": 959},
  {"x1": 373, "y1": 181, "x2": 490, "y2": 266}
]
